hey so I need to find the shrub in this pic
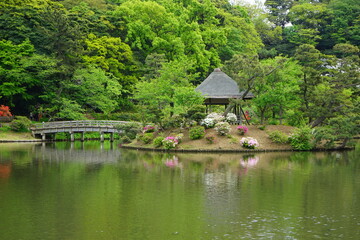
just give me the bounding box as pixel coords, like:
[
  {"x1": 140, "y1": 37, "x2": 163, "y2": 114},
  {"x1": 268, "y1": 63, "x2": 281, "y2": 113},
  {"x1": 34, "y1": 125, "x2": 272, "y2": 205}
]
[
  {"x1": 116, "y1": 122, "x2": 142, "y2": 139},
  {"x1": 228, "y1": 135, "x2": 238, "y2": 144},
  {"x1": 214, "y1": 121, "x2": 231, "y2": 136},
  {"x1": 268, "y1": 130, "x2": 288, "y2": 144},
  {"x1": 189, "y1": 126, "x2": 205, "y2": 140},
  {"x1": 201, "y1": 117, "x2": 215, "y2": 128},
  {"x1": 289, "y1": 126, "x2": 314, "y2": 150},
  {"x1": 120, "y1": 135, "x2": 132, "y2": 144},
  {"x1": 205, "y1": 134, "x2": 215, "y2": 144},
  {"x1": 226, "y1": 113, "x2": 237, "y2": 124},
  {"x1": 162, "y1": 136, "x2": 179, "y2": 149},
  {"x1": 237, "y1": 125, "x2": 248, "y2": 135},
  {"x1": 258, "y1": 125, "x2": 266, "y2": 131},
  {"x1": 138, "y1": 133, "x2": 154, "y2": 144},
  {"x1": 143, "y1": 125, "x2": 155, "y2": 133},
  {"x1": 153, "y1": 136, "x2": 165, "y2": 147},
  {"x1": 175, "y1": 133, "x2": 184, "y2": 143},
  {"x1": 185, "y1": 105, "x2": 206, "y2": 123},
  {"x1": 10, "y1": 116, "x2": 32, "y2": 132},
  {"x1": 162, "y1": 115, "x2": 184, "y2": 129},
  {"x1": 201, "y1": 112, "x2": 225, "y2": 128},
  {"x1": 240, "y1": 137, "x2": 259, "y2": 149}
]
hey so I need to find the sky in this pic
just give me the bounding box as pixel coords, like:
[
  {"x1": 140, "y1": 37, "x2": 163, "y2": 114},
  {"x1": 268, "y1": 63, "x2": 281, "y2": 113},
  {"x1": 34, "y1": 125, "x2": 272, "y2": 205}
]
[{"x1": 235, "y1": 0, "x2": 265, "y2": 5}]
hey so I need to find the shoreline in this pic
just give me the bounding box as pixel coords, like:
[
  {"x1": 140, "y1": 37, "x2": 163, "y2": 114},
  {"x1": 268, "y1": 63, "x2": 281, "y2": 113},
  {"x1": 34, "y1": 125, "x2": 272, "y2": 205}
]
[{"x1": 120, "y1": 144, "x2": 354, "y2": 153}]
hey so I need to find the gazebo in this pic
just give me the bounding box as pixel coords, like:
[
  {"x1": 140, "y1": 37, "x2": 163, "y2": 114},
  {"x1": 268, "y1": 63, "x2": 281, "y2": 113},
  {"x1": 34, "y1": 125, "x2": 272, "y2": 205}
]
[{"x1": 195, "y1": 68, "x2": 254, "y2": 122}]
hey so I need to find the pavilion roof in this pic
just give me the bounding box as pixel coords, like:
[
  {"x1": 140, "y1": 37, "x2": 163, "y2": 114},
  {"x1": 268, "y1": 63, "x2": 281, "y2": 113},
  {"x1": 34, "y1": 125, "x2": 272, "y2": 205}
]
[{"x1": 195, "y1": 68, "x2": 254, "y2": 99}]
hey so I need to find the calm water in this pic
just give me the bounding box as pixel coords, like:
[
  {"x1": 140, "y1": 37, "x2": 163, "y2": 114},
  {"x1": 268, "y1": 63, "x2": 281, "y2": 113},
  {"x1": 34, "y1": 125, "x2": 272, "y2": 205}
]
[{"x1": 0, "y1": 142, "x2": 359, "y2": 240}]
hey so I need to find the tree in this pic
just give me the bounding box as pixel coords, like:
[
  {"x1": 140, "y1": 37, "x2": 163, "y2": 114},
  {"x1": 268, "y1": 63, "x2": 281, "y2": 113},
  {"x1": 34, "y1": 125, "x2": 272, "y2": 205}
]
[
  {"x1": 265, "y1": 0, "x2": 295, "y2": 28},
  {"x1": 134, "y1": 58, "x2": 203, "y2": 125},
  {"x1": 222, "y1": 53, "x2": 286, "y2": 117},
  {"x1": 252, "y1": 57, "x2": 302, "y2": 124},
  {"x1": 66, "y1": 66, "x2": 123, "y2": 114},
  {"x1": 295, "y1": 43, "x2": 359, "y2": 130},
  {"x1": 83, "y1": 33, "x2": 138, "y2": 98},
  {"x1": 288, "y1": 3, "x2": 330, "y2": 46}
]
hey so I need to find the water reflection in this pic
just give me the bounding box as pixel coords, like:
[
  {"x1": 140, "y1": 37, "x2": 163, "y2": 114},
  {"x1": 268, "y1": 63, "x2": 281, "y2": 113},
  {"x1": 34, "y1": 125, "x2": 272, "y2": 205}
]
[{"x1": 0, "y1": 142, "x2": 359, "y2": 240}]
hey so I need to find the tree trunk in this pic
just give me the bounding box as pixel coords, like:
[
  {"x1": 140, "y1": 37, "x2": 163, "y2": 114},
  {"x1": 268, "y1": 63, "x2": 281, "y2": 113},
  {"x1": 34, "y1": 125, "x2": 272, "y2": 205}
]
[
  {"x1": 310, "y1": 116, "x2": 326, "y2": 128},
  {"x1": 224, "y1": 103, "x2": 235, "y2": 116}
]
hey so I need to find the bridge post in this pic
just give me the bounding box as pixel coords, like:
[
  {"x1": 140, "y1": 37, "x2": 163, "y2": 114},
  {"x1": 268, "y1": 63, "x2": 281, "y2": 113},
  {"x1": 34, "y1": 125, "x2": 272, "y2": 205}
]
[
  {"x1": 41, "y1": 133, "x2": 46, "y2": 141},
  {"x1": 81, "y1": 132, "x2": 85, "y2": 142},
  {"x1": 100, "y1": 132, "x2": 104, "y2": 142},
  {"x1": 70, "y1": 132, "x2": 75, "y2": 142},
  {"x1": 110, "y1": 132, "x2": 114, "y2": 142}
]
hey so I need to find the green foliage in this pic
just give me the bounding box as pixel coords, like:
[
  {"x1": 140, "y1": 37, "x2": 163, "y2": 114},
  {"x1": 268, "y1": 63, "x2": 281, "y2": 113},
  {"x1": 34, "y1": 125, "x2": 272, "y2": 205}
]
[
  {"x1": 189, "y1": 126, "x2": 205, "y2": 140},
  {"x1": 153, "y1": 136, "x2": 165, "y2": 147},
  {"x1": 314, "y1": 115, "x2": 360, "y2": 148},
  {"x1": 289, "y1": 126, "x2": 314, "y2": 150},
  {"x1": 10, "y1": 116, "x2": 31, "y2": 132},
  {"x1": 120, "y1": 135, "x2": 132, "y2": 144},
  {"x1": 0, "y1": 124, "x2": 11, "y2": 132},
  {"x1": 268, "y1": 130, "x2": 289, "y2": 144},
  {"x1": 55, "y1": 132, "x2": 69, "y2": 140},
  {"x1": 116, "y1": 122, "x2": 142, "y2": 140},
  {"x1": 184, "y1": 105, "x2": 206, "y2": 123},
  {"x1": 54, "y1": 98, "x2": 86, "y2": 120},
  {"x1": 161, "y1": 115, "x2": 184, "y2": 130},
  {"x1": 258, "y1": 125, "x2": 266, "y2": 131},
  {"x1": 68, "y1": 66, "x2": 123, "y2": 114},
  {"x1": 138, "y1": 133, "x2": 154, "y2": 144}
]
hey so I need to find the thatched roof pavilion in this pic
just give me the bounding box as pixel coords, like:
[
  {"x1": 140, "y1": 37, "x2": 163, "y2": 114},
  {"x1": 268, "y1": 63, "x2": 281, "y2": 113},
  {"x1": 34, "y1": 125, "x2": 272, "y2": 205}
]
[{"x1": 195, "y1": 68, "x2": 254, "y2": 105}]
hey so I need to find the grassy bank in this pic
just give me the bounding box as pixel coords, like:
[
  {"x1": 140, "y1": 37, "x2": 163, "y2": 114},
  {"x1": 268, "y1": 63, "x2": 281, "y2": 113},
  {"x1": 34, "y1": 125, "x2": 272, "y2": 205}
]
[{"x1": 124, "y1": 125, "x2": 295, "y2": 151}]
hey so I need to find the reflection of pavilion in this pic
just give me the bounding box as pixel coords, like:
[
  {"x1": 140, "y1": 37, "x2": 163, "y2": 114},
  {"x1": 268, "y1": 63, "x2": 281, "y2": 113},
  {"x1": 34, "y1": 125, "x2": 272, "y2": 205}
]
[{"x1": 34, "y1": 144, "x2": 120, "y2": 164}]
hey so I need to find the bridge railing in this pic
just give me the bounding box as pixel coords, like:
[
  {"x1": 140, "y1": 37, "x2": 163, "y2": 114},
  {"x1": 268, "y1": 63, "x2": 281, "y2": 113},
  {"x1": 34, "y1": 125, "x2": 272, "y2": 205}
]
[{"x1": 31, "y1": 120, "x2": 130, "y2": 129}]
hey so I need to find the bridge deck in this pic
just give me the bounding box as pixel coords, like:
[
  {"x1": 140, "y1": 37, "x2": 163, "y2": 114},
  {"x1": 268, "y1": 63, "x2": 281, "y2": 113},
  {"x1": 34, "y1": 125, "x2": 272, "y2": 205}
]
[{"x1": 31, "y1": 120, "x2": 131, "y2": 141}]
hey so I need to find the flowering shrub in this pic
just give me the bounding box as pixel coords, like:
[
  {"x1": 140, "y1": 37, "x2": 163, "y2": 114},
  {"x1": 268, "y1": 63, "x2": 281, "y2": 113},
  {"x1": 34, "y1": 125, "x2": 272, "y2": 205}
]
[
  {"x1": 201, "y1": 112, "x2": 224, "y2": 128},
  {"x1": 0, "y1": 105, "x2": 12, "y2": 117},
  {"x1": 201, "y1": 117, "x2": 215, "y2": 128},
  {"x1": 207, "y1": 112, "x2": 225, "y2": 122},
  {"x1": 214, "y1": 121, "x2": 231, "y2": 136},
  {"x1": 162, "y1": 136, "x2": 179, "y2": 149},
  {"x1": 189, "y1": 126, "x2": 205, "y2": 140},
  {"x1": 237, "y1": 125, "x2": 248, "y2": 135},
  {"x1": 240, "y1": 137, "x2": 259, "y2": 149},
  {"x1": 205, "y1": 134, "x2": 215, "y2": 144},
  {"x1": 226, "y1": 113, "x2": 237, "y2": 124},
  {"x1": 175, "y1": 133, "x2": 183, "y2": 143},
  {"x1": 143, "y1": 125, "x2": 155, "y2": 133}
]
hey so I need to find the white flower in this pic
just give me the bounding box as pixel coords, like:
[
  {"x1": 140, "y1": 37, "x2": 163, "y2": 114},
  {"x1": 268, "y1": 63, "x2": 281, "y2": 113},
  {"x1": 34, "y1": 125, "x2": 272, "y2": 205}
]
[{"x1": 226, "y1": 113, "x2": 237, "y2": 123}]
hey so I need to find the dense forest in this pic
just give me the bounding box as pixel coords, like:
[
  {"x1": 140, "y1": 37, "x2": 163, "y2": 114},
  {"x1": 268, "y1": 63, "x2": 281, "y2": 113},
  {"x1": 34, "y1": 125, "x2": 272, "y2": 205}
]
[{"x1": 0, "y1": 0, "x2": 359, "y2": 142}]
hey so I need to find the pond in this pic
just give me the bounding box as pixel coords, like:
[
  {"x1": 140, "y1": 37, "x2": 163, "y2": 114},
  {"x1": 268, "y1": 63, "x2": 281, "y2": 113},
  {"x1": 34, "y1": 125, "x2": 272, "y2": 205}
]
[{"x1": 0, "y1": 142, "x2": 359, "y2": 240}]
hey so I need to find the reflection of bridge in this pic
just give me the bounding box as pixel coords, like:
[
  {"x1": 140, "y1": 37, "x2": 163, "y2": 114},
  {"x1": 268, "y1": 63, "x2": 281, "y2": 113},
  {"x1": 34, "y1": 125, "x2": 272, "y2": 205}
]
[
  {"x1": 34, "y1": 144, "x2": 120, "y2": 164},
  {"x1": 31, "y1": 120, "x2": 129, "y2": 141}
]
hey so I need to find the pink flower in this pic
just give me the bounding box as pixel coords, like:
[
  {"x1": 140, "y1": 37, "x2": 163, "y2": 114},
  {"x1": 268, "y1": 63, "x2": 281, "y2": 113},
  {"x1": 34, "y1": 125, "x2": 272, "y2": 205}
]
[{"x1": 165, "y1": 156, "x2": 180, "y2": 167}]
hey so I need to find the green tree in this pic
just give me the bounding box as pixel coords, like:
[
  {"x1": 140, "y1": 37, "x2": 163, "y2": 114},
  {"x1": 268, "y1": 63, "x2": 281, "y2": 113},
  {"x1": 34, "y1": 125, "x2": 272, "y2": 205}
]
[
  {"x1": 83, "y1": 33, "x2": 138, "y2": 97},
  {"x1": 252, "y1": 57, "x2": 302, "y2": 124},
  {"x1": 265, "y1": 0, "x2": 295, "y2": 28},
  {"x1": 134, "y1": 58, "x2": 203, "y2": 125}
]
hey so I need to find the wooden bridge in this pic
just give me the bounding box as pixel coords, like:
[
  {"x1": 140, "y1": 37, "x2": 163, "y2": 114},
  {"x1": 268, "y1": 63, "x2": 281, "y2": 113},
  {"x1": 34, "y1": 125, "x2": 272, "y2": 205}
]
[{"x1": 31, "y1": 120, "x2": 129, "y2": 141}]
